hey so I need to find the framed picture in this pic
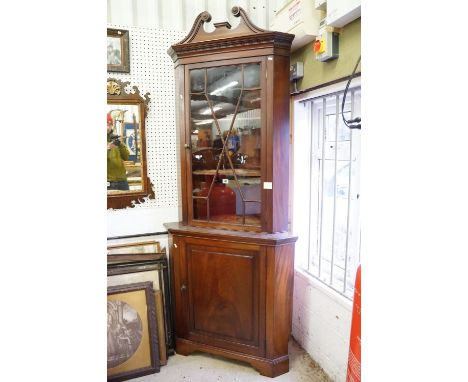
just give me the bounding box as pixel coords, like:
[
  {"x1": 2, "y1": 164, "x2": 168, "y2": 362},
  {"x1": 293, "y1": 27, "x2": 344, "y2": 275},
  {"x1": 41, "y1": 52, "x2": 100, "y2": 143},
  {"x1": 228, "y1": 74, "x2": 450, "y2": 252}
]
[
  {"x1": 107, "y1": 241, "x2": 162, "y2": 256},
  {"x1": 107, "y1": 28, "x2": 130, "y2": 73},
  {"x1": 107, "y1": 282, "x2": 160, "y2": 381},
  {"x1": 107, "y1": 256, "x2": 175, "y2": 356},
  {"x1": 154, "y1": 290, "x2": 167, "y2": 365}
]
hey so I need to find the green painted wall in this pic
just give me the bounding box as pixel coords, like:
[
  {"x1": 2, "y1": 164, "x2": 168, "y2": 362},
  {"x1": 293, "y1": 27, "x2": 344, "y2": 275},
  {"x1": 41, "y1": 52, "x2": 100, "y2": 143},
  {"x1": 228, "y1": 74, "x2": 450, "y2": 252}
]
[{"x1": 291, "y1": 17, "x2": 361, "y2": 91}]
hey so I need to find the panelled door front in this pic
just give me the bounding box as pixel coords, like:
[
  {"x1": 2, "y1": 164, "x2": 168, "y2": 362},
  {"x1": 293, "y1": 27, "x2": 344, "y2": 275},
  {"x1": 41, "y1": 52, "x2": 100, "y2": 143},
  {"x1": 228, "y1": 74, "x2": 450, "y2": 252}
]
[{"x1": 180, "y1": 237, "x2": 266, "y2": 357}]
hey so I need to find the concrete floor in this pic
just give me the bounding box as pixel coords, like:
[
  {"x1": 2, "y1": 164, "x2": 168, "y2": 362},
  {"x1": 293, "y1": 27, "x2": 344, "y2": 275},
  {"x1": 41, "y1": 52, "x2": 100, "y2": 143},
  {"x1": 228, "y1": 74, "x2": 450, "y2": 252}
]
[{"x1": 132, "y1": 339, "x2": 332, "y2": 382}]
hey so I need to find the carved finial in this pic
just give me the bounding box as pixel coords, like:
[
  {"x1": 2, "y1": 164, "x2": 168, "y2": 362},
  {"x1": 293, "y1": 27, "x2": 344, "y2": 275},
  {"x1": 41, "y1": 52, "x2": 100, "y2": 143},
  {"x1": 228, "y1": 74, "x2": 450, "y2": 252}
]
[
  {"x1": 144, "y1": 92, "x2": 151, "y2": 113},
  {"x1": 174, "y1": 10, "x2": 213, "y2": 45},
  {"x1": 107, "y1": 80, "x2": 121, "y2": 95},
  {"x1": 169, "y1": 5, "x2": 269, "y2": 56},
  {"x1": 200, "y1": 11, "x2": 211, "y2": 22},
  {"x1": 107, "y1": 78, "x2": 150, "y2": 112},
  {"x1": 231, "y1": 6, "x2": 265, "y2": 33}
]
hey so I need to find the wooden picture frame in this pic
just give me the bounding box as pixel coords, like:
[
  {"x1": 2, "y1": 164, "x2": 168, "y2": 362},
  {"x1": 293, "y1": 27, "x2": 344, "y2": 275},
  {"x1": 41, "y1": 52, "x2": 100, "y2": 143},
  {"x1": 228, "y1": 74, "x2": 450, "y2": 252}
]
[
  {"x1": 107, "y1": 240, "x2": 162, "y2": 256},
  {"x1": 107, "y1": 282, "x2": 160, "y2": 381},
  {"x1": 107, "y1": 78, "x2": 154, "y2": 209},
  {"x1": 154, "y1": 290, "x2": 168, "y2": 365},
  {"x1": 107, "y1": 255, "x2": 175, "y2": 357},
  {"x1": 107, "y1": 28, "x2": 130, "y2": 73}
]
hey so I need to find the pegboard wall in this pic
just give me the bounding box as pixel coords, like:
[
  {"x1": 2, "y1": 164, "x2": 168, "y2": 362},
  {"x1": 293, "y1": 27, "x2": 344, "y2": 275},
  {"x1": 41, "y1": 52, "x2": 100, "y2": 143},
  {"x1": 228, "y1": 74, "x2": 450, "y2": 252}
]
[{"x1": 107, "y1": 24, "x2": 185, "y2": 210}]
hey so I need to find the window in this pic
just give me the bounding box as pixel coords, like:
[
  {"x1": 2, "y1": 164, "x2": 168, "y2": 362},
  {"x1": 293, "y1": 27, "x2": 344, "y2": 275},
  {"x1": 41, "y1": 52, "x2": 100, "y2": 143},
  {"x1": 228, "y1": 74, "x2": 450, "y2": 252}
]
[{"x1": 293, "y1": 80, "x2": 361, "y2": 298}]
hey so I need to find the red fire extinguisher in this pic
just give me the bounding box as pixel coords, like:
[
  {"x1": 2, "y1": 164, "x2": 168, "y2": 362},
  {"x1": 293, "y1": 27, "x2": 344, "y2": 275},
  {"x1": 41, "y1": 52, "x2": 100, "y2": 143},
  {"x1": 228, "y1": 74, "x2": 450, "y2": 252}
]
[{"x1": 346, "y1": 265, "x2": 361, "y2": 382}]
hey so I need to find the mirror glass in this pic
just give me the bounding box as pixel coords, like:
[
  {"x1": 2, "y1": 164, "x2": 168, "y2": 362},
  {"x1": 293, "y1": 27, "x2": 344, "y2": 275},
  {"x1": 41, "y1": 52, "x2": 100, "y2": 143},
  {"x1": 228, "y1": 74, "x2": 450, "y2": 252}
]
[
  {"x1": 107, "y1": 103, "x2": 143, "y2": 194},
  {"x1": 107, "y1": 78, "x2": 153, "y2": 209}
]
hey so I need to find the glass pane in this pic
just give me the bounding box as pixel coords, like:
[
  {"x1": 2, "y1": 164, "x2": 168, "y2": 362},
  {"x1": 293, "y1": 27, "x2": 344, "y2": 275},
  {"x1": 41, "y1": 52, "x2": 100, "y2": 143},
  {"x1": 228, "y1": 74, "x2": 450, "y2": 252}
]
[
  {"x1": 331, "y1": 266, "x2": 345, "y2": 291},
  {"x1": 320, "y1": 158, "x2": 336, "y2": 284},
  {"x1": 336, "y1": 106, "x2": 351, "y2": 161},
  {"x1": 243, "y1": 63, "x2": 261, "y2": 88},
  {"x1": 235, "y1": 90, "x2": 261, "y2": 170},
  {"x1": 207, "y1": 65, "x2": 242, "y2": 96},
  {"x1": 107, "y1": 104, "x2": 143, "y2": 194},
  {"x1": 324, "y1": 95, "x2": 337, "y2": 143},
  {"x1": 190, "y1": 69, "x2": 205, "y2": 93},
  {"x1": 333, "y1": 161, "x2": 351, "y2": 273},
  {"x1": 338, "y1": 113, "x2": 352, "y2": 142},
  {"x1": 233, "y1": 178, "x2": 262, "y2": 226},
  {"x1": 190, "y1": 97, "x2": 219, "y2": 173},
  {"x1": 338, "y1": 93, "x2": 352, "y2": 142},
  {"x1": 189, "y1": 64, "x2": 262, "y2": 227},
  {"x1": 229, "y1": 89, "x2": 262, "y2": 226}
]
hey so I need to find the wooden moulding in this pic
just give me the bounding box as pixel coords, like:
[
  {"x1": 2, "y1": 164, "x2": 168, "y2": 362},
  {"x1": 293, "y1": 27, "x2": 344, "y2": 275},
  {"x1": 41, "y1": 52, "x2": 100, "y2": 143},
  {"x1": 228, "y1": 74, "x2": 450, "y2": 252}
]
[
  {"x1": 168, "y1": 6, "x2": 294, "y2": 63},
  {"x1": 164, "y1": 222, "x2": 297, "y2": 247},
  {"x1": 175, "y1": 338, "x2": 290, "y2": 378}
]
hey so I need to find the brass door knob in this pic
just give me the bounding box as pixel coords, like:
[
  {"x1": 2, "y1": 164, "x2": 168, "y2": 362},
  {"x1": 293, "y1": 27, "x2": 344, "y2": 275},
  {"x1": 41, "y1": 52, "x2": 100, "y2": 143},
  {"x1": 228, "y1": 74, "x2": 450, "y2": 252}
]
[{"x1": 181, "y1": 284, "x2": 187, "y2": 292}]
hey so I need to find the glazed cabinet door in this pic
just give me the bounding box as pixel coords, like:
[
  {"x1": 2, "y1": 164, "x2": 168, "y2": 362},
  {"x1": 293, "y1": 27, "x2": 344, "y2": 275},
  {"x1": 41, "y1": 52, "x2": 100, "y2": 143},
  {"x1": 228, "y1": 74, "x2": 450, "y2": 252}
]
[
  {"x1": 173, "y1": 236, "x2": 266, "y2": 357},
  {"x1": 185, "y1": 58, "x2": 267, "y2": 232}
]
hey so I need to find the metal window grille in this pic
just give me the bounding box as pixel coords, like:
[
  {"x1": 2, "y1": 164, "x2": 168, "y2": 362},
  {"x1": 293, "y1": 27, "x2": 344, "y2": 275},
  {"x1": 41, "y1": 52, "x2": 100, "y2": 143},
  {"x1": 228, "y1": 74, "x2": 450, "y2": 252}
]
[{"x1": 293, "y1": 84, "x2": 361, "y2": 299}]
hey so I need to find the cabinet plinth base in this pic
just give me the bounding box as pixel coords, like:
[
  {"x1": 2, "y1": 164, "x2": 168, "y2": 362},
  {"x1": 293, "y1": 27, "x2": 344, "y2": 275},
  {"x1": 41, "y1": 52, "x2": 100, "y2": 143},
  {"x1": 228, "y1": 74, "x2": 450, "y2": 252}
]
[{"x1": 175, "y1": 338, "x2": 289, "y2": 378}]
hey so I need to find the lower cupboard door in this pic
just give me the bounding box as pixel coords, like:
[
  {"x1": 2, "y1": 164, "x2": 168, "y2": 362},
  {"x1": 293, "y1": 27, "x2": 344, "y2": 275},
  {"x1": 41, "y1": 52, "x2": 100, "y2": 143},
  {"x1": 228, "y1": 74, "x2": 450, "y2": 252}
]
[{"x1": 183, "y1": 239, "x2": 266, "y2": 356}]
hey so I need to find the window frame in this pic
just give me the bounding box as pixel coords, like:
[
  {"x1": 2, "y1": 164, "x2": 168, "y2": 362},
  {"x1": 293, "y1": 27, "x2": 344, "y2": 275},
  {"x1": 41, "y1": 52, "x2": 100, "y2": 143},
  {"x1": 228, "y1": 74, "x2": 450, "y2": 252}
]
[{"x1": 291, "y1": 78, "x2": 361, "y2": 299}]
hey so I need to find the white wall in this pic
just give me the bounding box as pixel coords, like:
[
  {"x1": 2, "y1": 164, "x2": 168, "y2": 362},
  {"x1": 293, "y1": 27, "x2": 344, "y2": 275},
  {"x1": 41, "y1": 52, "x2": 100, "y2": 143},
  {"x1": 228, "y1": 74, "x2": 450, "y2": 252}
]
[
  {"x1": 107, "y1": 25, "x2": 185, "y2": 241},
  {"x1": 292, "y1": 269, "x2": 353, "y2": 382}
]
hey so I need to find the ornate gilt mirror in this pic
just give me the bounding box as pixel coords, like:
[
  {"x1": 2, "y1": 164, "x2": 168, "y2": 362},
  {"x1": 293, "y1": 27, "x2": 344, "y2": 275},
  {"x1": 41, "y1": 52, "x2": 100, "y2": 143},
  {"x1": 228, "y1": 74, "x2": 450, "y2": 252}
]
[{"x1": 107, "y1": 78, "x2": 154, "y2": 209}]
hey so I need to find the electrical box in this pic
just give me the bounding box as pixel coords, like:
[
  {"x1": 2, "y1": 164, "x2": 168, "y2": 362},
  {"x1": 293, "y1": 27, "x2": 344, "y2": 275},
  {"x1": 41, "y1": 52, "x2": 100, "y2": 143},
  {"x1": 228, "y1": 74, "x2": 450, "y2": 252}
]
[
  {"x1": 270, "y1": 0, "x2": 322, "y2": 51},
  {"x1": 290, "y1": 62, "x2": 304, "y2": 81},
  {"x1": 314, "y1": 20, "x2": 339, "y2": 62},
  {"x1": 326, "y1": 0, "x2": 361, "y2": 27}
]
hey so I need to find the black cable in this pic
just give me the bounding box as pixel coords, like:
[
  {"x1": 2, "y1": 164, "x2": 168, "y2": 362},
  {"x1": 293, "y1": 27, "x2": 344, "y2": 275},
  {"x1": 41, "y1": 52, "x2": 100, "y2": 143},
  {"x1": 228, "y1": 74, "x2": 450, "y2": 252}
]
[{"x1": 342, "y1": 55, "x2": 361, "y2": 129}]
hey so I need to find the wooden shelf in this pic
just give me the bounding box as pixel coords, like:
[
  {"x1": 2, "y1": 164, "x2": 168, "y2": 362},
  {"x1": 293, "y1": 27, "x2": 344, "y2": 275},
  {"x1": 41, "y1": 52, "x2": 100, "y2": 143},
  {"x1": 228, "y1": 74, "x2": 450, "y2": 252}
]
[
  {"x1": 192, "y1": 169, "x2": 261, "y2": 177},
  {"x1": 194, "y1": 214, "x2": 261, "y2": 227}
]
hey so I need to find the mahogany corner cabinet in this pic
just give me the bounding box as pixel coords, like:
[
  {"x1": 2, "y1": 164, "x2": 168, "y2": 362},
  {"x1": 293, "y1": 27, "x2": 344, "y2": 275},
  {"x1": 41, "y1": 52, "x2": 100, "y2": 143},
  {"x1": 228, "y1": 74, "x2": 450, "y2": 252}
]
[{"x1": 165, "y1": 6, "x2": 297, "y2": 378}]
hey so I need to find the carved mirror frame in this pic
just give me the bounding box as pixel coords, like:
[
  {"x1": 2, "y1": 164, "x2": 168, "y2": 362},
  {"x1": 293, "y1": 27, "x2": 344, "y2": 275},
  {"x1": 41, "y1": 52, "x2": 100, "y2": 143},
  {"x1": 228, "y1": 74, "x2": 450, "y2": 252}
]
[{"x1": 107, "y1": 78, "x2": 155, "y2": 209}]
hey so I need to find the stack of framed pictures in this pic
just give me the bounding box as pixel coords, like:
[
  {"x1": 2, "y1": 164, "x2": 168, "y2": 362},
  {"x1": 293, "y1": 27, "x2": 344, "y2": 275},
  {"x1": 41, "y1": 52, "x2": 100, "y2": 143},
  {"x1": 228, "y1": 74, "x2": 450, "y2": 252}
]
[{"x1": 107, "y1": 241, "x2": 174, "y2": 381}]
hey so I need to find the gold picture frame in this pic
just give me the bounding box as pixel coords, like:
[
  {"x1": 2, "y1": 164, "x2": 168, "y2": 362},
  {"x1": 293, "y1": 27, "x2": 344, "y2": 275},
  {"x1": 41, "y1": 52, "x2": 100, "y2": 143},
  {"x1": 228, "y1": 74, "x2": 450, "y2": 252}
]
[{"x1": 107, "y1": 282, "x2": 160, "y2": 381}]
